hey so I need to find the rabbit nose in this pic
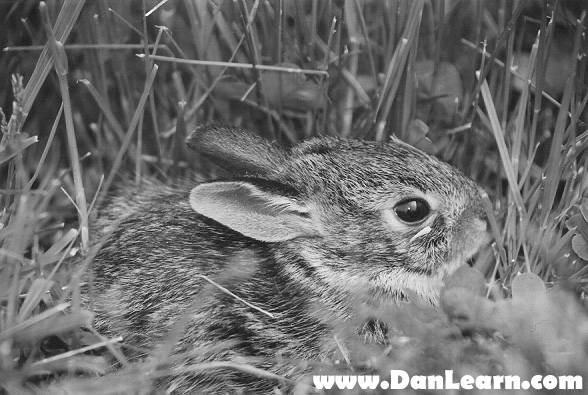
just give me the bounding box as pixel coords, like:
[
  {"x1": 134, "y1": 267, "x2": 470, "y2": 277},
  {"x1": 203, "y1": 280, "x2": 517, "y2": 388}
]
[
  {"x1": 473, "y1": 217, "x2": 491, "y2": 244},
  {"x1": 473, "y1": 217, "x2": 488, "y2": 232}
]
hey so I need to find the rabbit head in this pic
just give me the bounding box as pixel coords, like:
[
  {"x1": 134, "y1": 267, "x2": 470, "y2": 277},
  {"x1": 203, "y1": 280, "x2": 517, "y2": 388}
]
[{"x1": 187, "y1": 124, "x2": 488, "y2": 305}]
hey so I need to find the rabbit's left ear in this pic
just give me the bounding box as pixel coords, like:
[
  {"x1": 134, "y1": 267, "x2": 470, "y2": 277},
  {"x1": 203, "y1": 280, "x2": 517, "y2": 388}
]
[
  {"x1": 187, "y1": 124, "x2": 287, "y2": 176},
  {"x1": 189, "y1": 180, "x2": 321, "y2": 242}
]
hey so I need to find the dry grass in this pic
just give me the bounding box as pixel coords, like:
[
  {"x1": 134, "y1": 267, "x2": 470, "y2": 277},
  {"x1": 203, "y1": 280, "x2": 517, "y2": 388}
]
[{"x1": 1, "y1": 0, "x2": 587, "y2": 393}]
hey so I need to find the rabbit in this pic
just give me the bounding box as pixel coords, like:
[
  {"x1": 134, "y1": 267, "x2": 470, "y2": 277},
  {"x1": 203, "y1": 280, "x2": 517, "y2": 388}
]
[{"x1": 90, "y1": 124, "x2": 488, "y2": 393}]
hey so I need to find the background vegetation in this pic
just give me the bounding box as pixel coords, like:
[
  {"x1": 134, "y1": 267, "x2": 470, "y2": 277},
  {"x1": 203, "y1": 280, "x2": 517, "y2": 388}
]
[{"x1": 0, "y1": 0, "x2": 587, "y2": 393}]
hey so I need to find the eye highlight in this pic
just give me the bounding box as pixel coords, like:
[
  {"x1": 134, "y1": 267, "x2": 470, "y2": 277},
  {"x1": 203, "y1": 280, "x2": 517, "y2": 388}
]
[{"x1": 394, "y1": 198, "x2": 430, "y2": 223}]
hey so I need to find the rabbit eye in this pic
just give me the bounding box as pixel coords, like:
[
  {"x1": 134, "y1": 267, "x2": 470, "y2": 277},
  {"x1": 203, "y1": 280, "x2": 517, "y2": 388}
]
[{"x1": 394, "y1": 198, "x2": 430, "y2": 223}]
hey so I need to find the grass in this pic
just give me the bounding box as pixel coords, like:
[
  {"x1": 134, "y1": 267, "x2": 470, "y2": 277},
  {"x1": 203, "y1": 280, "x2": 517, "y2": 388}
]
[{"x1": 0, "y1": 0, "x2": 587, "y2": 393}]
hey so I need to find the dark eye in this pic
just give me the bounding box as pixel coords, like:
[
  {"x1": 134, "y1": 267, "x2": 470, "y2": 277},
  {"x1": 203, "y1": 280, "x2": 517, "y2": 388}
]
[{"x1": 394, "y1": 199, "x2": 430, "y2": 223}]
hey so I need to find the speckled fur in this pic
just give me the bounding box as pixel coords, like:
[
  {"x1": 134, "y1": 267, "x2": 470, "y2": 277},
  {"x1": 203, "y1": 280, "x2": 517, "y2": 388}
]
[{"x1": 91, "y1": 124, "x2": 488, "y2": 393}]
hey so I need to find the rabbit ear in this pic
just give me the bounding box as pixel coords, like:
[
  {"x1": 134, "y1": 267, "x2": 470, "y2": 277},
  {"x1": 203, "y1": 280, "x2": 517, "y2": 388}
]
[
  {"x1": 189, "y1": 180, "x2": 321, "y2": 242},
  {"x1": 186, "y1": 124, "x2": 287, "y2": 176}
]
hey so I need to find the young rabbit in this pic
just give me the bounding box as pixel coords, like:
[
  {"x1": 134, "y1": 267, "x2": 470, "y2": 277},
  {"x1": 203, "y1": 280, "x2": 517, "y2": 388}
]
[{"x1": 91, "y1": 124, "x2": 488, "y2": 393}]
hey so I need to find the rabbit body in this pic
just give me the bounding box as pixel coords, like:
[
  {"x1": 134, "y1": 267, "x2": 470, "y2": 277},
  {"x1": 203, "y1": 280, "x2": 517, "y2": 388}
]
[{"x1": 91, "y1": 124, "x2": 488, "y2": 393}]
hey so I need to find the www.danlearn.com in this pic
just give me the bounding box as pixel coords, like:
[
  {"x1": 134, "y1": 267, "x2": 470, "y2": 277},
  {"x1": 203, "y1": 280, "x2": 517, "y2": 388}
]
[{"x1": 313, "y1": 370, "x2": 583, "y2": 391}]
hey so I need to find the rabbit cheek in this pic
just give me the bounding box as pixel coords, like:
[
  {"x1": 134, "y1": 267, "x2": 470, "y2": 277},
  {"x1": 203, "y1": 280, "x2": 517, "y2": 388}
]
[{"x1": 397, "y1": 215, "x2": 450, "y2": 271}]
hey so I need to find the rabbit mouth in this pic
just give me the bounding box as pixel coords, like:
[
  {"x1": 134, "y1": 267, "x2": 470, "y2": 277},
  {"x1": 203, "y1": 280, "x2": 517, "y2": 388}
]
[{"x1": 465, "y1": 249, "x2": 483, "y2": 266}]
